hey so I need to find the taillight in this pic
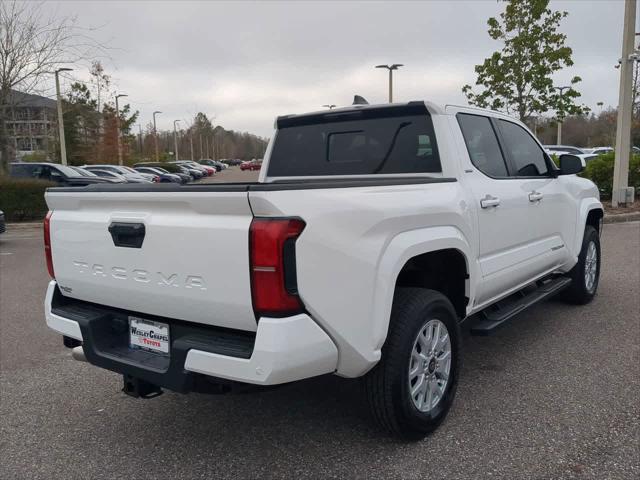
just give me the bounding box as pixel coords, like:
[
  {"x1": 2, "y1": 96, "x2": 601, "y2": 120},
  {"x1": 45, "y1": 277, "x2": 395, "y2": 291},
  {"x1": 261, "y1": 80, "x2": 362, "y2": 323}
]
[
  {"x1": 250, "y1": 218, "x2": 305, "y2": 317},
  {"x1": 44, "y1": 211, "x2": 55, "y2": 278}
]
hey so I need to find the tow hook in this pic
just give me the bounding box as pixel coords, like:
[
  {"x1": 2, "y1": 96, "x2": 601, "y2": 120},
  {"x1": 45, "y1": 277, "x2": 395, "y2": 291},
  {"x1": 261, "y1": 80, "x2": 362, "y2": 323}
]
[{"x1": 122, "y1": 374, "x2": 163, "y2": 399}]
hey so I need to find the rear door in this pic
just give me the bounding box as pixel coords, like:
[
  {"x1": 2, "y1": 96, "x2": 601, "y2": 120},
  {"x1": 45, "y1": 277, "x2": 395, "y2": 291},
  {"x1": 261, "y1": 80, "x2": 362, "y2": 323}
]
[{"x1": 46, "y1": 188, "x2": 258, "y2": 332}]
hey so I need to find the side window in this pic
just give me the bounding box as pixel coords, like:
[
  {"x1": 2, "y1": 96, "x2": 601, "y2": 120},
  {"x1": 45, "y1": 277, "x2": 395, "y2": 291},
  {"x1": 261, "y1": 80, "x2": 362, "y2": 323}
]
[
  {"x1": 10, "y1": 164, "x2": 30, "y2": 177},
  {"x1": 49, "y1": 167, "x2": 63, "y2": 181},
  {"x1": 36, "y1": 166, "x2": 49, "y2": 179},
  {"x1": 457, "y1": 114, "x2": 508, "y2": 177},
  {"x1": 497, "y1": 120, "x2": 549, "y2": 177},
  {"x1": 31, "y1": 165, "x2": 43, "y2": 178}
]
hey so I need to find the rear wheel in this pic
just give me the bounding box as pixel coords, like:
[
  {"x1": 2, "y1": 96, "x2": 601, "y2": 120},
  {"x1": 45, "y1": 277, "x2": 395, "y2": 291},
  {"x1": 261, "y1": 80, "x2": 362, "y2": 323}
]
[
  {"x1": 562, "y1": 226, "x2": 601, "y2": 304},
  {"x1": 363, "y1": 288, "x2": 461, "y2": 440}
]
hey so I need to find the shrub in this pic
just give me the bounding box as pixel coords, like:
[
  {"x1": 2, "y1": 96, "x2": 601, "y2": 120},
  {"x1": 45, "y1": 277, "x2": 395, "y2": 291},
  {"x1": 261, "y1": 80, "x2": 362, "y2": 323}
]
[
  {"x1": 0, "y1": 176, "x2": 55, "y2": 221},
  {"x1": 581, "y1": 153, "x2": 640, "y2": 198},
  {"x1": 20, "y1": 151, "x2": 50, "y2": 162}
]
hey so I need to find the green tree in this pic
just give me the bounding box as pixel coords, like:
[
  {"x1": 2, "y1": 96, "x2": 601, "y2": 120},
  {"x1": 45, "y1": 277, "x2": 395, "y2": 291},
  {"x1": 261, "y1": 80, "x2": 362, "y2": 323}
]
[
  {"x1": 63, "y1": 82, "x2": 100, "y2": 164},
  {"x1": 462, "y1": 0, "x2": 588, "y2": 122},
  {"x1": 62, "y1": 76, "x2": 138, "y2": 165}
]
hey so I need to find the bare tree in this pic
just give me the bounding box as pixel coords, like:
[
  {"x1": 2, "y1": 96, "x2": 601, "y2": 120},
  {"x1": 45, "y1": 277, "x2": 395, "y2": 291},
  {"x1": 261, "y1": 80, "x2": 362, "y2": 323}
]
[{"x1": 0, "y1": 1, "x2": 105, "y2": 173}]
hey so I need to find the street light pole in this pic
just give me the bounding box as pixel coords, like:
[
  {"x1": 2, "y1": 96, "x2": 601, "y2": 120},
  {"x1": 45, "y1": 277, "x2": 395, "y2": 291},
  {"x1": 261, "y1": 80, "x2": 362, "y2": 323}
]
[
  {"x1": 54, "y1": 68, "x2": 73, "y2": 165},
  {"x1": 554, "y1": 86, "x2": 571, "y2": 144},
  {"x1": 115, "y1": 94, "x2": 128, "y2": 165},
  {"x1": 173, "y1": 120, "x2": 180, "y2": 161},
  {"x1": 137, "y1": 124, "x2": 143, "y2": 156},
  {"x1": 153, "y1": 111, "x2": 162, "y2": 162},
  {"x1": 375, "y1": 64, "x2": 403, "y2": 103},
  {"x1": 612, "y1": 0, "x2": 637, "y2": 207}
]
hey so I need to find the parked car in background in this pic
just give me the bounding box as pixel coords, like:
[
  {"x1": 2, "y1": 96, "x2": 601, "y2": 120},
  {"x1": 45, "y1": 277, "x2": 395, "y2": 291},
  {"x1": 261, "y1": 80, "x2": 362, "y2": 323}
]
[
  {"x1": 544, "y1": 152, "x2": 598, "y2": 167},
  {"x1": 135, "y1": 167, "x2": 183, "y2": 184},
  {"x1": 83, "y1": 165, "x2": 153, "y2": 183},
  {"x1": 69, "y1": 166, "x2": 124, "y2": 183},
  {"x1": 132, "y1": 162, "x2": 191, "y2": 182},
  {"x1": 119, "y1": 166, "x2": 157, "y2": 182},
  {"x1": 577, "y1": 154, "x2": 598, "y2": 165},
  {"x1": 240, "y1": 159, "x2": 262, "y2": 171},
  {"x1": 178, "y1": 165, "x2": 203, "y2": 180},
  {"x1": 170, "y1": 161, "x2": 206, "y2": 179},
  {"x1": 173, "y1": 165, "x2": 197, "y2": 182},
  {"x1": 585, "y1": 147, "x2": 614, "y2": 155},
  {"x1": 543, "y1": 145, "x2": 587, "y2": 155},
  {"x1": 176, "y1": 160, "x2": 214, "y2": 176},
  {"x1": 223, "y1": 158, "x2": 243, "y2": 166},
  {"x1": 9, "y1": 162, "x2": 111, "y2": 186},
  {"x1": 88, "y1": 169, "x2": 133, "y2": 183},
  {"x1": 201, "y1": 165, "x2": 217, "y2": 176},
  {"x1": 0, "y1": 209, "x2": 5, "y2": 235},
  {"x1": 200, "y1": 159, "x2": 227, "y2": 171}
]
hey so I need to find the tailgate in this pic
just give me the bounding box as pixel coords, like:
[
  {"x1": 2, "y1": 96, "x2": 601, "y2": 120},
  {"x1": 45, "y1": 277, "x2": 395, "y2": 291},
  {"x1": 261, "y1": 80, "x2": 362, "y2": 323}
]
[{"x1": 46, "y1": 189, "x2": 257, "y2": 332}]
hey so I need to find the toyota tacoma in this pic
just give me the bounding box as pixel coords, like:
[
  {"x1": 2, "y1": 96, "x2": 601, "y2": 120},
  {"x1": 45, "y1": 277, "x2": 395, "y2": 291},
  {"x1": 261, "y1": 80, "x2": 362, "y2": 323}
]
[{"x1": 44, "y1": 100, "x2": 603, "y2": 439}]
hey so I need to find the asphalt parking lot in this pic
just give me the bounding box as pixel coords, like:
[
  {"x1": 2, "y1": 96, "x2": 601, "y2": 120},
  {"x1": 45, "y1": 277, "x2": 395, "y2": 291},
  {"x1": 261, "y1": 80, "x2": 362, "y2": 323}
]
[{"x1": 0, "y1": 193, "x2": 638, "y2": 478}]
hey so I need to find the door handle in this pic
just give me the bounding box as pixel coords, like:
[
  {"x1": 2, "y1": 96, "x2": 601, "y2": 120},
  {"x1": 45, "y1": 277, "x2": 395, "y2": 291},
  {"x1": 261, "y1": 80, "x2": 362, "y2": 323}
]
[
  {"x1": 480, "y1": 195, "x2": 500, "y2": 209},
  {"x1": 528, "y1": 191, "x2": 544, "y2": 202}
]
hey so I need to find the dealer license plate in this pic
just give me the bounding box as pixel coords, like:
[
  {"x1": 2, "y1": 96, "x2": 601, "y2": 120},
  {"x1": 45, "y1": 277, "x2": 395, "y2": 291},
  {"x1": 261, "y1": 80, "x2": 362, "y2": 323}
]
[{"x1": 129, "y1": 316, "x2": 170, "y2": 355}]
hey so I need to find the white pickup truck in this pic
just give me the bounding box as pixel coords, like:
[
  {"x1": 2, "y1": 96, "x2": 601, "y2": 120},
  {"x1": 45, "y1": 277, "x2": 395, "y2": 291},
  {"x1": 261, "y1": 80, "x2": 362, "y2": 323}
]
[{"x1": 44, "y1": 101, "x2": 603, "y2": 439}]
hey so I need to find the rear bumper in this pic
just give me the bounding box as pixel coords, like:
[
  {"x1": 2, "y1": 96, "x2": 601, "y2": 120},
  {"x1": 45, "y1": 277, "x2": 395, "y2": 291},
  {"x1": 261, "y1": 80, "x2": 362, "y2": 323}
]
[{"x1": 44, "y1": 281, "x2": 337, "y2": 389}]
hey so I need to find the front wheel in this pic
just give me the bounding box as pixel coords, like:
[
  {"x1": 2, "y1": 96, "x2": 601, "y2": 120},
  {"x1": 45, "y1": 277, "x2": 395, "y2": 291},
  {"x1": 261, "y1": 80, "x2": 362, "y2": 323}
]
[
  {"x1": 562, "y1": 225, "x2": 601, "y2": 304},
  {"x1": 363, "y1": 288, "x2": 461, "y2": 440}
]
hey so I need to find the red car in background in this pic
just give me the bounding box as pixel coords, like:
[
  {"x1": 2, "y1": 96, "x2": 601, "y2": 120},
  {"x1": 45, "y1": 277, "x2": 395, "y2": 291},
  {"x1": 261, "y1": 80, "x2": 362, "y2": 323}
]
[
  {"x1": 200, "y1": 165, "x2": 216, "y2": 176},
  {"x1": 240, "y1": 160, "x2": 262, "y2": 171}
]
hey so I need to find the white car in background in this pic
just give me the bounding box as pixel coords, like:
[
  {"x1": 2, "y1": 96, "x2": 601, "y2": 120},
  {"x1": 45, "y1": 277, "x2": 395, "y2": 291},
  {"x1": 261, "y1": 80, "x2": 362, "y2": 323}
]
[
  {"x1": 87, "y1": 169, "x2": 130, "y2": 183},
  {"x1": 543, "y1": 146, "x2": 597, "y2": 166},
  {"x1": 584, "y1": 147, "x2": 614, "y2": 155},
  {"x1": 83, "y1": 165, "x2": 154, "y2": 183},
  {"x1": 543, "y1": 145, "x2": 587, "y2": 155}
]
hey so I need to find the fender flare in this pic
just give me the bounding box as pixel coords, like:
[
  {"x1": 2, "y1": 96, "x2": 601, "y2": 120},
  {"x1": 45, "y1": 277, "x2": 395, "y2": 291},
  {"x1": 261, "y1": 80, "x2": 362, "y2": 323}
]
[
  {"x1": 370, "y1": 225, "x2": 476, "y2": 353},
  {"x1": 574, "y1": 199, "x2": 603, "y2": 256}
]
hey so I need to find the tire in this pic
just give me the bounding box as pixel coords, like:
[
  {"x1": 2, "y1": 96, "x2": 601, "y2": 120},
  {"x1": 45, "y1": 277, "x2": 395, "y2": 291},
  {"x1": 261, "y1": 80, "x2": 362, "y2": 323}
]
[
  {"x1": 363, "y1": 288, "x2": 461, "y2": 440},
  {"x1": 562, "y1": 225, "x2": 601, "y2": 304}
]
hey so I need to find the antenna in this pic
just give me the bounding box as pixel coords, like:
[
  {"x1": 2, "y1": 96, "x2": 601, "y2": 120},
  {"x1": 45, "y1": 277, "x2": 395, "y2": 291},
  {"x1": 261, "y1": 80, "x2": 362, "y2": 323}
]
[{"x1": 353, "y1": 95, "x2": 369, "y2": 105}]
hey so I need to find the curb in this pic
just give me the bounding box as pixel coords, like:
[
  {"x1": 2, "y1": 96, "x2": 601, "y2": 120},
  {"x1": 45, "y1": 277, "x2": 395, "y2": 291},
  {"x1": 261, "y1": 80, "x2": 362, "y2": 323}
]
[
  {"x1": 603, "y1": 212, "x2": 640, "y2": 224},
  {"x1": 5, "y1": 222, "x2": 42, "y2": 229}
]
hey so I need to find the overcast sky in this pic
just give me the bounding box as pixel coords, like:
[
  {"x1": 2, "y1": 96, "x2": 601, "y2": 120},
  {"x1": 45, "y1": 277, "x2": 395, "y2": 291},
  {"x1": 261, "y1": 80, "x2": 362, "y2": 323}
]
[{"x1": 43, "y1": 0, "x2": 631, "y2": 137}]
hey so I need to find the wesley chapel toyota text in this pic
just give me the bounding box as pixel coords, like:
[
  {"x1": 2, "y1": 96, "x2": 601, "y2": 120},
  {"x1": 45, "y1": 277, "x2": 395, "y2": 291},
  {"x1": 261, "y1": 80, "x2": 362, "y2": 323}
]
[{"x1": 44, "y1": 100, "x2": 603, "y2": 439}]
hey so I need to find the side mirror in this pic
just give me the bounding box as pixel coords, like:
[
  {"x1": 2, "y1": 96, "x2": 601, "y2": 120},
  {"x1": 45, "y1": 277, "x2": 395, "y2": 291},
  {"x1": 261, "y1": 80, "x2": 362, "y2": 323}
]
[{"x1": 558, "y1": 154, "x2": 584, "y2": 175}]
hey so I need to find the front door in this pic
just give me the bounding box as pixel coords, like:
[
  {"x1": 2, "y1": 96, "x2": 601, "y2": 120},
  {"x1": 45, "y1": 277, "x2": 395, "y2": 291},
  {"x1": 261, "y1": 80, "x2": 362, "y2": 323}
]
[
  {"x1": 494, "y1": 119, "x2": 577, "y2": 274},
  {"x1": 455, "y1": 112, "x2": 538, "y2": 305}
]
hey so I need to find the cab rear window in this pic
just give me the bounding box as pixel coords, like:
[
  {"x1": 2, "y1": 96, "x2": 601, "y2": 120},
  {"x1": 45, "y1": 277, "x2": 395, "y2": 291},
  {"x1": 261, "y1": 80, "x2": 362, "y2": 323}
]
[{"x1": 268, "y1": 106, "x2": 441, "y2": 176}]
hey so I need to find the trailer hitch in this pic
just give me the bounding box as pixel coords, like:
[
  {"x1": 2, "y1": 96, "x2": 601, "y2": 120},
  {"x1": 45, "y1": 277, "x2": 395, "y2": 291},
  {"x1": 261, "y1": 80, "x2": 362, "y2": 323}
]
[{"x1": 122, "y1": 374, "x2": 163, "y2": 399}]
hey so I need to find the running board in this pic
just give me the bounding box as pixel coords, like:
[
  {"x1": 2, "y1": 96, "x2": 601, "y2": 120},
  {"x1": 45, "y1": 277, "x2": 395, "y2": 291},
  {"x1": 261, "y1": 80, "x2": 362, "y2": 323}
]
[{"x1": 470, "y1": 277, "x2": 572, "y2": 336}]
